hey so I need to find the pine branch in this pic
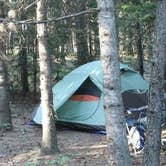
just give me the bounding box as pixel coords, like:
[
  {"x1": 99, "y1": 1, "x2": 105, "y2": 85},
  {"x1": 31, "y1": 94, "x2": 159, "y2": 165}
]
[{"x1": 24, "y1": 0, "x2": 40, "y2": 11}]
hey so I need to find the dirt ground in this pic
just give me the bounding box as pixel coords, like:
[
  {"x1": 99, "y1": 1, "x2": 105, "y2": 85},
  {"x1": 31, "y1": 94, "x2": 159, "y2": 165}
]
[{"x1": 0, "y1": 101, "x2": 166, "y2": 166}]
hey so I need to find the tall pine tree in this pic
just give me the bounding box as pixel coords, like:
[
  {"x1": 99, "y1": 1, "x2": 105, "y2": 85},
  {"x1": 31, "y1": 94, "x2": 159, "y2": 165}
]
[
  {"x1": 36, "y1": 0, "x2": 59, "y2": 155},
  {"x1": 143, "y1": 1, "x2": 166, "y2": 165},
  {"x1": 97, "y1": 0, "x2": 131, "y2": 165}
]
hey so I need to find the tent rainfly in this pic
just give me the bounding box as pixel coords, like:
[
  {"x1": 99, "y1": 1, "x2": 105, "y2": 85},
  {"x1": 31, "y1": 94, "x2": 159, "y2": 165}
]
[{"x1": 32, "y1": 61, "x2": 149, "y2": 130}]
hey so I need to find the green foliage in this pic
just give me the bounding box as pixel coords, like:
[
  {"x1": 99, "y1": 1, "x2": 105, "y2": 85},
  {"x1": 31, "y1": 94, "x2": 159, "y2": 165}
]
[
  {"x1": 117, "y1": 1, "x2": 156, "y2": 23},
  {"x1": 87, "y1": 0, "x2": 97, "y2": 8},
  {"x1": 3, "y1": 0, "x2": 156, "y2": 93},
  {"x1": 116, "y1": 1, "x2": 156, "y2": 63},
  {"x1": 0, "y1": 123, "x2": 12, "y2": 130}
]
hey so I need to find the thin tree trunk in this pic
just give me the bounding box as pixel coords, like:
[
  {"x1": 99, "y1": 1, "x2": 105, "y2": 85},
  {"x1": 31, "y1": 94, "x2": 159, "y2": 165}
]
[
  {"x1": 19, "y1": 45, "x2": 29, "y2": 94},
  {"x1": 136, "y1": 22, "x2": 144, "y2": 76},
  {"x1": 71, "y1": 29, "x2": 77, "y2": 54},
  {"x1": 37, "y1": 0, "x2": 59, "y2": 155},
  {"x1": 75, "y1": 0, "x2": 89, "y2": 65},
  {"x1": 20, "y1": 13, "x2": 29, "y2": 95},
  {"x1": 0, "y1": 1, "x2": 12, "y2": 131},
  {"x1": 0, "y1": 60, "x2": 12, "y2": 130},
  {"x1": 143, "y1": 1, "x2": 166, "y2": 165},
  {"x1": 87, "y1": 14, "x2": 95, "y2": 59},
  {"x1": 97, "y1": 0, "x2": 131, "y2": 165},
  {"x1": 87, "y1": 24, "x2": 92, "y2": 57},
  {"x1": 33, "y1": 39, "x2": 37, "y2": 98}
]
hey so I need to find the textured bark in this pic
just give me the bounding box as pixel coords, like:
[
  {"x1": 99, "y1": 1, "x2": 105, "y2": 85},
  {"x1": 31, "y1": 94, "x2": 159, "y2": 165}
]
[
  {"x1": 33, "y1": 39, "x2": 37, "y2": 97},
  {"x1": 97, "y1": 0, "x2": 131, "y2": 165},
  {"x1": 19, "y1": 13, "x2": 29, "y2": 95},
  {"x1": 0, "y1": 1, "x2": 12, "y2": 130},
  {"x1": 0, "y1": 60, "x2": 12, "y2": 130},
  {"x1": 143, "y1": 1, "x2": 166, "y2": 166},
  {"x1": 19, "y1": 46, "x2": 29, "y2": 95},
  {"x1": 37, "y1": 0, "x2": 59, "y2": 155},
  {"x1": 136, "y1": 22, "x2": 144, "y2": 76}
]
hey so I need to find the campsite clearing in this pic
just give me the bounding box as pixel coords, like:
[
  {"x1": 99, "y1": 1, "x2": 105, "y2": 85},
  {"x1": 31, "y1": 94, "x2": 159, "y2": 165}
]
[{"x1": 0, "y1": 101, "x2": 166, "y2": 166}]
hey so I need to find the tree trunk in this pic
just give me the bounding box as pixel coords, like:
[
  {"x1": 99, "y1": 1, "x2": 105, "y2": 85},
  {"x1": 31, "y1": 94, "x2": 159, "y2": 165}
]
[
  {"x1": 37, "y1": 0, "x2": 59, "y2": 155},
  {"x1": 136, "y1": 21, "x2": 144, "y2": 76},
  {"x1": 20, "y1": 13, "x2": 29, "y2": 95},
  {"x1": 19, "y1": 46, "x2": 29, "y2": 95},
  {"x1": 75, "y1": 0, "x2": 89, "y2": 65},
  {"x1": 71, "y1": 29, "x2": 77, "y2": 54},
  {"x1": 0, "y1": 1, "x2": 12, "y2": 130},
  {"x1": 0, "y1": 60, "x2": 12, "y2": 130},
  {"x1": 97, "y1": 0, "x2": 131, "y2": 165},
  {"x1": 143, "y1": 1, "x2": 166, "y2": 165},
  {"x1": 33, "y1": 39, "x2": 37, "y2": 98}
]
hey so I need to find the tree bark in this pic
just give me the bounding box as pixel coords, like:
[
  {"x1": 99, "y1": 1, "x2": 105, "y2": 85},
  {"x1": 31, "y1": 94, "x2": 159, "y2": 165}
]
[
  {"x1": 74, "y1": 0, "x2": 89, "y2": 65},
  {"x1": 33, "y1": 39, "x2": 37, "y2": 97},
  {"x1": 37, "y1": 0, "x2": 59, "y2": 155},
  {"x1": 134, "y1": 0, "x2": 144, "y2": 76},
  {"x1": 136, "y1": 22, "x2": 144, "y2": 76},
  {"x1": 20, "y1": 13, "x2": 29, "y2": 95},
  {"x1": 19, "y1": 46, "x2": 29, "y2": 95},
  {"x1": 0, "y1": 1, "x2": 12, "y2": 130},
  {"x1": 0, "y1": 60, "x2": 12, "y2": 130},
  {"x1": 97, "y1": 0, "x2": 131, "y2": 165},
  {"x1": 143, "y1": 1, "x2": 166, "y2": 165}
]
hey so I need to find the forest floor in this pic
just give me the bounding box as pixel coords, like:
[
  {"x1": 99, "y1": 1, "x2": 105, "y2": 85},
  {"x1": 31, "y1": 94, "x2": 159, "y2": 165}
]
[{"x1": 0, "y1": 97, "x2": 166, "y2": 166}]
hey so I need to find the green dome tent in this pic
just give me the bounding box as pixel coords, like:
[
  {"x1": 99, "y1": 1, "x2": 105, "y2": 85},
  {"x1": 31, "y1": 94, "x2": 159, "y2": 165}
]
[{"x1": 32, "y1": 61, "x2": 149, "y2": 130}]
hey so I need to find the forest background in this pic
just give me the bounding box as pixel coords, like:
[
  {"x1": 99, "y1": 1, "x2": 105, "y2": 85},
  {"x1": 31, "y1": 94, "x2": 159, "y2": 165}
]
[
  {"x1": 0, "y1": 0, "x2": 156, "y2": 95},
  {"x1": 1, "y1": 0, "x2": 165, "y2": 166}
]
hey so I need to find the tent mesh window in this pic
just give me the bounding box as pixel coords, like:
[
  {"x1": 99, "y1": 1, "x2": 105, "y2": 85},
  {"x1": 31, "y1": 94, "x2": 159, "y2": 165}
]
[{"x1": 74, "y1": 77, "x2": 102, "y2": 97}]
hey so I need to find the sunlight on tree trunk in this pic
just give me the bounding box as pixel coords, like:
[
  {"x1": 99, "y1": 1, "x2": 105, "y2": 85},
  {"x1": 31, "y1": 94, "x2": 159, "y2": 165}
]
[
  {"x1": 97, "y1": 0, "x2": 131, "y2": 165},
  {"x1": 36, "y1": 0, "x2": 59, "y2": 155}
]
